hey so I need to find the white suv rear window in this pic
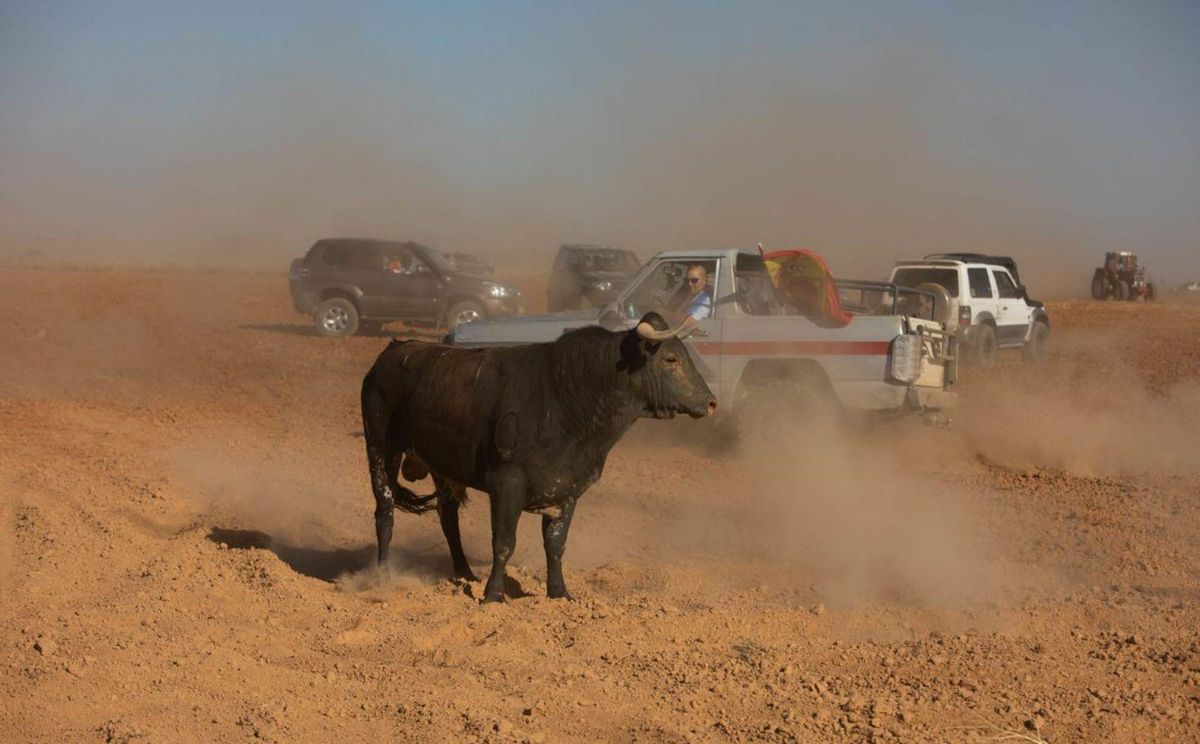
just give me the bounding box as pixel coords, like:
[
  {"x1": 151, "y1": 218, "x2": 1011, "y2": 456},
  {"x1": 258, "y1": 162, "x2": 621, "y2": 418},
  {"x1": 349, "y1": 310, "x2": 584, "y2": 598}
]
[{"x1": 892, "y1": 268, "x2": 959, "y2": 296}]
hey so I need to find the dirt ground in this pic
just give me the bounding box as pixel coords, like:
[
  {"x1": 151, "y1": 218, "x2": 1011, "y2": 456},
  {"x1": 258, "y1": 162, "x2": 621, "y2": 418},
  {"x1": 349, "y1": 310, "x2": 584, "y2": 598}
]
[{"x1": 2, "y1": 266, "x2": 1198, "y2": 743}]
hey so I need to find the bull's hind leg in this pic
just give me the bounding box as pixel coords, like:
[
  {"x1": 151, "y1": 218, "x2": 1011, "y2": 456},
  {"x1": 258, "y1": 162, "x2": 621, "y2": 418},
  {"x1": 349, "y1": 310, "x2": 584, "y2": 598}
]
[
  {"x1": 361, "y1": 372, "x2": 396, "y2": 567},
  {"x1": 542, "y1": 498, "x2": 578, "y2": 600},
  {"x1": 482, "y1": 473, "x2": 526, "y2": 603},
  {"x1": 433, "y1": 475, "x2": 477, "y2": 581}
]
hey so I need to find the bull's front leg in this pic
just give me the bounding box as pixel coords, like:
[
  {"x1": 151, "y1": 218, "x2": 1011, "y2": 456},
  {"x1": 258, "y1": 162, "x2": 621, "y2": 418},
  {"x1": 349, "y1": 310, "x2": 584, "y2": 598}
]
[
  {"x1": 482, "y1": 480, "x2": 525, "y2": 604},
  {"x1": 542, "y1": 498, "x2": 577, "y2": 600}
]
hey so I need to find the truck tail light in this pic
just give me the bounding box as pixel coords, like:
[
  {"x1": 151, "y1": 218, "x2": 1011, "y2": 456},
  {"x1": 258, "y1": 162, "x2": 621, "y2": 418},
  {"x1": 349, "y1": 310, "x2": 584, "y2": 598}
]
[
  {"x1": 957, "y1": 304, "x2": 971, "y2": 326},
  {"x1": 890, "y1": 334, "x2": 923, "y2": 383}
]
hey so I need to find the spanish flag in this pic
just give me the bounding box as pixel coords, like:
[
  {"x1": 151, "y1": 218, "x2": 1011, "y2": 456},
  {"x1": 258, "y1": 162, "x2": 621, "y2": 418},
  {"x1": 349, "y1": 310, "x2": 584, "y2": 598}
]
[{"x1": 759, "y1": 246, "x2": 853, "y2": 327}]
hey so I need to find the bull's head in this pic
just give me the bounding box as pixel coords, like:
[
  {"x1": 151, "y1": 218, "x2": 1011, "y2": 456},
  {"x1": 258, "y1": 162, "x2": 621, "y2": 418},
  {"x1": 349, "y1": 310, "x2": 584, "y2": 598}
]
[{"x1": 621, "y1": 313, "x2": 718, "y2": 419}]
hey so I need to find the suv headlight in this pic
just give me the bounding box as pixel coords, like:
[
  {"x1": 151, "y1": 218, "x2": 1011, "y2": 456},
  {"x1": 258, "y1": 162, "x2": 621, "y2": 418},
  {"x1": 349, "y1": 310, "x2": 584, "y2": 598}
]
[
  {"x1": 890, "y1": 333, "x2": 923, "y2": 383},
  {"x1": 590, "y1": 280, "x2": 614, "y2": 293},
  {"x1": 486, "y1": 283, "x2": 516, "y2": 299}
]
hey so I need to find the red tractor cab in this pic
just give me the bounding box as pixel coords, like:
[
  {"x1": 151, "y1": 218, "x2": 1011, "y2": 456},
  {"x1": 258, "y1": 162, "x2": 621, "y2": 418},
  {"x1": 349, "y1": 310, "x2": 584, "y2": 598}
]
[{"x1": 1092, "y1": 251, "x2": 1156, "y2": 301}]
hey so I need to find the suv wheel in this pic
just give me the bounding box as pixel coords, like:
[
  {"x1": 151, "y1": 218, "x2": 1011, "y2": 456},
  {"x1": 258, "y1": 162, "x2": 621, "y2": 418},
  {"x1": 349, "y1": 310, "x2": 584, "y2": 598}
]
[
  {"x1": 974, "y1": 324, "x2": 997, "y2": 368},
  {"x1": 314, "y1": 297, "x2": 360, "y2": 337},
  {"x1": 446, "y1": 300, "x2": 485, "y2": 330},
  {"x1": 1022, "y1": 321, "x2": 1049, "y2": 362}
]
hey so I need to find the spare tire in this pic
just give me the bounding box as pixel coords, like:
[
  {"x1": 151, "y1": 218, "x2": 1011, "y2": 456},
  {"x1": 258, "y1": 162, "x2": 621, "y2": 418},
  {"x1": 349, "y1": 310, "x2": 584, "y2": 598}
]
[{"x1": 913, "y1": 282, "x2": 952, "y2": 324}]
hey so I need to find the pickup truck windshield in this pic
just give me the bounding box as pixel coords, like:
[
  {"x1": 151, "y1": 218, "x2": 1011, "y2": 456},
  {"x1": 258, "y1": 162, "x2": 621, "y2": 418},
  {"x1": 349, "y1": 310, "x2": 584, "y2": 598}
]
[{"x1": 892, "y1": 268, "x2": 959, "y2": 296}]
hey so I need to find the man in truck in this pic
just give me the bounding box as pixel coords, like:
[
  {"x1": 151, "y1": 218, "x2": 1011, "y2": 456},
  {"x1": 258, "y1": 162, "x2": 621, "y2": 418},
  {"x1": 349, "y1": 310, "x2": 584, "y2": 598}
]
[{"x1": 684, "y1": 264, "x2": 713, "y2": 321}]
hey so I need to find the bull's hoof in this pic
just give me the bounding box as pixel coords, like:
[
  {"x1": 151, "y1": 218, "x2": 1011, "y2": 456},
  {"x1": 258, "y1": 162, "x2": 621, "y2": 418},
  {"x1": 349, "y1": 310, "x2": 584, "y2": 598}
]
[
  {"x1": 480, "y1": 592, "x2": 506, "y2": 605},
  {"x1": 547, "y1": 587, "x2": 575, "y2": 601},
  {"x1": 455, "y1": 569, "x2": 480, "y2": 582}
]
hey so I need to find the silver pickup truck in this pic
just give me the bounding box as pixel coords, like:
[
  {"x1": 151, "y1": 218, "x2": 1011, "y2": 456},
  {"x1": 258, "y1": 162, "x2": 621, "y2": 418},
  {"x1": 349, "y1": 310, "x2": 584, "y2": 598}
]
[{"x1": 446, "y1": 249, "x2": 956, "y2": 420}]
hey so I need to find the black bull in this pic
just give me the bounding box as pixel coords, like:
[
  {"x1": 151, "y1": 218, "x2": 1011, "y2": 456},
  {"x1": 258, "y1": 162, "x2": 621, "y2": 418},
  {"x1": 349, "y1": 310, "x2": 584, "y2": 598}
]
[{"x1": 359, "y1": 312, "x2": 717, "y2": 603}]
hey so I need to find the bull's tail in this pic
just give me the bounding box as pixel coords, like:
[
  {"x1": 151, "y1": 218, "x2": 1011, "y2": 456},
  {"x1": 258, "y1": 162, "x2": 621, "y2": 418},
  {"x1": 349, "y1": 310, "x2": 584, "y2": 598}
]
[
  {"x1": 391, "y1": 478, "x2": 438, "y2": 514},
  {"x1": 361, "y1": 369, "x2": 435, "y2": 564}
]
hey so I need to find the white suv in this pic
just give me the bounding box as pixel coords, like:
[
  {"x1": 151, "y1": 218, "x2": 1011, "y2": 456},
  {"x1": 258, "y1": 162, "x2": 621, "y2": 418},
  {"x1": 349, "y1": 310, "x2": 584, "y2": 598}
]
[{"x1": 888, "y1": 253, "x2": 1049, "y2": 367}]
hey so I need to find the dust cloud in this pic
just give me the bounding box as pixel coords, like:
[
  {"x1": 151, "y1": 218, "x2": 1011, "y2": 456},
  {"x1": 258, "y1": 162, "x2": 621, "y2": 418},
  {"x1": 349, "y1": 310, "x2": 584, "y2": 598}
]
[
  {"x1": 958, "y1": 345, "x2": 1200, "y2": 478},
  {"x1": 724, "y1": 420, "x2": 997, "y2": 610},
  {"x1": 620, "y1": 324, "x2": 1199, "y2": 610},
  {"x1": 611, "y1": 413, "x2": 999, "y2": 610},
  {"x1": 168, "y1": 442, "x2": 344, "y2": 550},
  {"x1": 166, "y1": 433, "x2": 462, "y2": 594}
]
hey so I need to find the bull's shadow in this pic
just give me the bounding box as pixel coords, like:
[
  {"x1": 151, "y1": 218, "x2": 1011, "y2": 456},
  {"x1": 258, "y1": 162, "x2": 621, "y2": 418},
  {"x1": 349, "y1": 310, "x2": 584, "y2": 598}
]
[
  {"x1": 205, "y1": 526, "x2": 533, "y2": 596},
  {"x1": 207, "y1": 527, "x2": 437, "y2": 582}
]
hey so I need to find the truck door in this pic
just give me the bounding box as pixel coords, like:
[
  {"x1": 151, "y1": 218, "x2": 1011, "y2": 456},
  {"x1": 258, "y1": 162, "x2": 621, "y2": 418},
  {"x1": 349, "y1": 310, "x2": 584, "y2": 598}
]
[
  {"x1": 617, "y1": 257, "x2": 723, "y2": 395},
  {"x1": 323, "y1": 243, "x2": 390, "y2": 316},
  {"x1": 378, "y1": 245, "x2": 441, "y2": 320},
  {"x1": 991, "y1": 268, "x2": 1029, "y2": 344},
  {"x1": 966, "y1": 267, "x2": 999, "y2": 327}
]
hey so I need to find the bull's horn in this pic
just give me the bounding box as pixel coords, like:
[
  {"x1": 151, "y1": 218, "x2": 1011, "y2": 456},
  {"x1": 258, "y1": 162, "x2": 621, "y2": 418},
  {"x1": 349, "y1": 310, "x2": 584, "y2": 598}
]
[{"x1": 635, "y1": 319, "x2": 689, "y2": 341}]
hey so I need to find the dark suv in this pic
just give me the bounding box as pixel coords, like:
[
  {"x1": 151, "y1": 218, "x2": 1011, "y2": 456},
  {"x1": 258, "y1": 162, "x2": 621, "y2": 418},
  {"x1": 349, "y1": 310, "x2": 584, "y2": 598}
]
[
  {"x1": 546, "y1": 244, "x2": 641, "y2": 312},
  {"x1": 289, "y1": 238, "x2": 524, "y2": 337}
]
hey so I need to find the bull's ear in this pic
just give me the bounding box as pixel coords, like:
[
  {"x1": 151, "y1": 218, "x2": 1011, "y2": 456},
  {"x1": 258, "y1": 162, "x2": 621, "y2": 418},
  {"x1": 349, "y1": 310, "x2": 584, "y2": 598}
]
[{"x1": 638, "y1": 312, "x2": 670, "y2": 332}]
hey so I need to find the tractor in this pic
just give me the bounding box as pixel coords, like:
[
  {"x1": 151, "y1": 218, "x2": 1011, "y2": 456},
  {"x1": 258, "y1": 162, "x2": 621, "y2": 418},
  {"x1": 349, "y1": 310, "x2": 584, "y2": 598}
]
[{"x1": 1091, "y1": 251, "x2": 1156, "y2": 301}]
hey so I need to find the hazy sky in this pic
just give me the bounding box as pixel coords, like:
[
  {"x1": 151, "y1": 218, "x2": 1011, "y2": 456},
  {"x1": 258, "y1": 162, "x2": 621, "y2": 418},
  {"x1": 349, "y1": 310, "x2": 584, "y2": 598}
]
[{"x1": 2, "y1": 1, "x2": 1197, "y2": 289}]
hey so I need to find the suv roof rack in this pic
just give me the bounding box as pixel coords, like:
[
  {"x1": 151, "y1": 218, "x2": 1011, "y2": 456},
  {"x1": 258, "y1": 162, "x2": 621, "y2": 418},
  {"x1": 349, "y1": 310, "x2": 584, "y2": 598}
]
[{"x1": 922, "y1": 253, "x2": 1022, "y2": 285}]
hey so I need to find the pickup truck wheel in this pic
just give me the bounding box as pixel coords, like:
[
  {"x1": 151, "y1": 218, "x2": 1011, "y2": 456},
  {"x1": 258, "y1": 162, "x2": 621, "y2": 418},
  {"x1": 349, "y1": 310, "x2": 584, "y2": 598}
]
[
  {"x1": 973, "y1": 324, "x2": 997, "y2": 368},
  {"x1": 314, "y1": 298, "x2": 359, "y2": 337},
  {"x1": 731, "y1": 380, "x2": 834, "y2": 449},
  {"x1": 1022, "y1": 321, "x2": 1049, "y2": 362},
  {"x1": 446, "y1": 300, "x2": 485, "y2": 330}
]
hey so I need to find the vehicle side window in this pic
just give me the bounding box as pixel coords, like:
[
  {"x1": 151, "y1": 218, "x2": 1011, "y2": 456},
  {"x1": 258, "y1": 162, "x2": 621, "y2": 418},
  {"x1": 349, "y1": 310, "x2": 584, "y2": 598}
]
[
  {"x1": 322, "y1": 244, "x2": 380, "y2": 270},
  {"x1": 734, "y1": 253, "x2": 782, "y2": 315},
  {"x1": 382, "y1": 246, "x2": 422, "y2": 274},
  {"x1": 993, "y1": 269, "x2": 1020, "y2": 299},
  {"x1": 347, "y1": 246, "x2": 381, "y2": 270},
  {"x1": 321, "y1": 245, "x2": 348, "y2": 267},
  {"x1": 625, "y1": 260, "x2": 718, "y2": 319},
  {"x1": 968, "y1": 268, "x2": 993, "y2": 298}
]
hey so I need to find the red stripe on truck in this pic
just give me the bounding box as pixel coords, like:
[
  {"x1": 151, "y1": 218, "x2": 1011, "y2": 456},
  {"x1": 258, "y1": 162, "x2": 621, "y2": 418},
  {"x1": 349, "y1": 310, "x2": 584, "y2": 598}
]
[{"x1": 693, "y1": 340, "x2": 890, "y2": 356}]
